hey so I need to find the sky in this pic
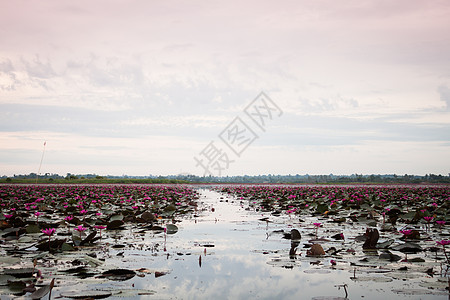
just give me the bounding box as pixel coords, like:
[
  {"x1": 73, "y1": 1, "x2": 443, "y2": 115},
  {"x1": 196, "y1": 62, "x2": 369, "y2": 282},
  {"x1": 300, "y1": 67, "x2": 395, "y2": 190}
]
[{"x1": 1, "y1": 0, "x2": 450, "y2": 177}]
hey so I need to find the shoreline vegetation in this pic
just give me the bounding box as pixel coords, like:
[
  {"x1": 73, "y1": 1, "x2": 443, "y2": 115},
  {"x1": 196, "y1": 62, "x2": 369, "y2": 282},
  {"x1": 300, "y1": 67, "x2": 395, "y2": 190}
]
[{"x1": 1, "y1": 173, "x2": 450, "y2": 184}]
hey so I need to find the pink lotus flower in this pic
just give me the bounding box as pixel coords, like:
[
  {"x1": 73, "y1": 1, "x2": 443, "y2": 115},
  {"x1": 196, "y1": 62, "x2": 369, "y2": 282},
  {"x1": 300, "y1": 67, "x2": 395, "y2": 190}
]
[
  {"x1": 436, "y1": 240, "x2": 450, "y2": 246},
  {"x1": 80, "y1": 209, "x2": 87, "y2": 214},
  {"x1": 34, "y1": 211, "x2": 41, "y2": 223},
  {"x1": 94, "y1": 225, "x2": 106, "y2": 238},
  {"x1": 399, "y1": 230, "x2": 412, "y2": 236},
  {"x1": 4, "y1": 214, "x2": 13, "y2": 219},
  {"x1": 64, "y1": 215, "x2": 74, "y2": 222},
  {"x1": 75, "y1": 225, "x2": 87, "y2": 239},
  {"x1": 41, "y1": 228, "x2": 56, "y2": 236},
  {"x1": 75, "y1": 225, "x2": 87, "y2": 232},
  {"x1": 313, "y1": 222, "x2": 321, "y2": 237},
  {"x1": 41, "y1": 228, "x2": 56, "y2": 248},
  {"x1": 424, "y1": 216, "x2": 433, "y2": 222},
  {"x1": 436, "y1": 240, "x2": 450, "y2": 263},
  {"x1": 399, "y1": 229, "x2": 413, "y2": 241},
  {"x1": 436, "y1": 220, "x2": 446, "y2": 227}
]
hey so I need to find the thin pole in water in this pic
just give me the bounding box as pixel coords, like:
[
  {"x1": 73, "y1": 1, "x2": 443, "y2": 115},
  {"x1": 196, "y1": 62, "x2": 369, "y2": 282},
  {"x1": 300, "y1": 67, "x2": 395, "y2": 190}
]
[{"x1": 35, "y1": 141, "x2": 46, "y2": 184}]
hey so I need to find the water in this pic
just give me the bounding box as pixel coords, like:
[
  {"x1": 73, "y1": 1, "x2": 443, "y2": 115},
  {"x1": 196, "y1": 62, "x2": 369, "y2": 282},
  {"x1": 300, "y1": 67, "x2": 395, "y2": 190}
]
[
  {"x1": 2, "y1": 187, "x2": 448, "y2": 299},
  {"x1": 91, "y1": 188, "x2": 449, "y2": 299}
]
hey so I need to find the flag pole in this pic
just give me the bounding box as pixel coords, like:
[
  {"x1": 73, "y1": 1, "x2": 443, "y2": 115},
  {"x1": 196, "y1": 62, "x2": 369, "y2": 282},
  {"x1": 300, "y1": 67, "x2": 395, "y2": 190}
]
[{"x1": 36, "y1": 141, "x2": 46, "y2": 184}]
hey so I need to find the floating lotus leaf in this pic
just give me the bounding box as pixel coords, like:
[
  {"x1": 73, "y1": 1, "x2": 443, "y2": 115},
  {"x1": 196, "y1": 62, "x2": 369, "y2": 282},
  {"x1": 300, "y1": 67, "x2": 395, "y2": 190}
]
[
  {"x1": 107, "y1": 219, "x2": 124, "y2": 230},
  {"x1": 0, "y1": 275, "x2": 15, "y2": 286},
  {"x1": 311, "y1": 297, "x2": 348, "y2": 300},
  {"x1": 418, "y1": 281, "x2": 448, "y2": 289},
  {"x1": 109, "y1": 214, "x2": 124, "y2": 222},
  {"x1": 141, "y1": 211, "x2": 156, "y2": 222},
  {"x1": 30, "y1": 278, "x2": 54, "y2": 300},
  {"x1": 17, "y1": 236, "x2": 34, "y2": 243},
  {"x1": 99, "y1": 269, "x2": 136, "y2": 281},
  {"x1": 303, "y1": 269, "x2": 331, "y2": 274},
  {"x1": 316, "y1": 203, "x2": 328, "y2": 214},
  {"x1": 166, "y1": 224, "x2": 178, "y2": 234},
  {"x1": 379, "y1": 251, "x2": 401, "y2": 262},
  {"x1": 0, "y1": 256, "x2": 21, "y2": 265},
  {"x1": 80, "y1": 231, "x2": 97, "y2": 246},
  {"x1": 391, "y1": 289, "x2": 432, "y2": 295},
  {"x1": 362, "y1": 228, "x2": 379, "y2": 249},
  {"x1": 290, "y1": 229, "x2": 301, "y2": 240},
  {"x1": 307, "y1": 244, "x2": 325, "y2": 256},
  {"x1": 61, "y1": 242, "x2": 75, "y2": 251},
  {"x1": 7, "y1": 280, "x2": 26, "y2": 293},
  {"x1": 36, "y1": 238, "x2": 66, "y2": 251},
  {"x1": 110, "y1": 289, "x2": 156, "y2": 297},
  {"x1": 3, "y1": 268, "x2": 35, "y2": 278},
  {"x1": 351, "y1": 276, "x2": 393, "y2": 282},
  {"x1": 60, "y1": 290, "x2": 112, "y2": 299},
  {"x1": 391, "y1": 242, "x2": 423, "y2": 253},
  {"x1": 25, "y1": 224, "x2": 40, "y2": 234},
  {"x1": 377, "y1": 239, "x2": 394, "y2": 249}
]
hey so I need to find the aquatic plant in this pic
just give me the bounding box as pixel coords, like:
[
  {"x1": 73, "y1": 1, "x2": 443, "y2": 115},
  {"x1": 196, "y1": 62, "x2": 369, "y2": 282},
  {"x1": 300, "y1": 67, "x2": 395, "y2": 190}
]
[
  {"x1": 94, "y1": 225, "x2": 107, "y2": 238},
  {"x1": 34, "y1": 211, "x2": 41, "y2": 224},
  {"x1": 436, "y1": 240, "x2": 450, "y2": 263},
  {"x1": 41, "y1": 228, "x2": 56, "y2": 248},
  {"x1": 75, "y1": 225, "x2": 87, "y2": 239},
  {"x1": 399, "y1": 229, "x2": 412, "y2": 241},
  {"x1": 313, "y1": 222, "x2": 322, "y2": 237}
]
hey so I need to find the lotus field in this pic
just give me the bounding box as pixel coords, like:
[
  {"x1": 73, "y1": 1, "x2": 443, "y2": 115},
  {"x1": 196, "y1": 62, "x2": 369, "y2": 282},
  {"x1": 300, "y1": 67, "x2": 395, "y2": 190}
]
[
  {"x1": 0, "y1": 184, "x2": 449, "y2": 299},
  {"x1": 0, "y1": 184, "x2": 199, "y2": 298}
]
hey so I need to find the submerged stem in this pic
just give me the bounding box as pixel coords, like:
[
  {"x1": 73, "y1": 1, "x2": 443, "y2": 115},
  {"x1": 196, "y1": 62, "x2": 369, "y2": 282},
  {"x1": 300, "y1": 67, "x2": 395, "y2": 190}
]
[{"x1": 443, "y1": 246, "x2": 449, "y2": 264}]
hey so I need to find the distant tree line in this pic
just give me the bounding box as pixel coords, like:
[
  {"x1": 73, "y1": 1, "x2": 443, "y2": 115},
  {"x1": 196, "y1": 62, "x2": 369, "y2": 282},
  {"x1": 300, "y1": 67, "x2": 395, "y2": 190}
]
[
  {"x1": 172, "y1": 173, "x2": 450, "y2": 184},
  {"x1": 2, "y1": 172, "x2": 450, "y2": 184}
]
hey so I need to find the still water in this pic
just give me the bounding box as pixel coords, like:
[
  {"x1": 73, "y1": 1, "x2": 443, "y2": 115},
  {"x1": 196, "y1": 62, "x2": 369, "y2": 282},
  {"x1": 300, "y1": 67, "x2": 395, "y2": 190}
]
[{"x1": 6, "y1": 188, "x2": 446, "y2": 299}]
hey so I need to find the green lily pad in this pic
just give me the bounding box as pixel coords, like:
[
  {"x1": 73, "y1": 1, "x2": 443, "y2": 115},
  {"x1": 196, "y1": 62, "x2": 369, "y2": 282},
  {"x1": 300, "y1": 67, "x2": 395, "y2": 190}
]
[
  {"x1": 0, "y1": 275, "x2": 15, "y2": 286},
  {"x1": 99, "y1": 269, "x2": 136, "y2": 281},
  {"x1": 107, "y1": 219, "x2": 124, "y2": 230},
  {"x1": 109, "y1": 214, "x2": 124, "y2": 222},
  {"x1": 3, "y1": 268, "x2": 34, "y2": 278},
  {"x1": 26, "y1": 224, "x2": 40, "y2": 234},
  {"x1": 60, "y1": 290, "x2": 112, "y2": 299},
  {"x1": 0, "y1": 256, "x2": 21, "y2": 265},
  {"x1": 110, "y1": 289, "x2": 156, "y2": 297},
  {"x1": 391, "y1": 289, "x2": 432, "y2": 295},
  {"x1": 166, "y1": 224, "x2": 178, "y2": 234}
]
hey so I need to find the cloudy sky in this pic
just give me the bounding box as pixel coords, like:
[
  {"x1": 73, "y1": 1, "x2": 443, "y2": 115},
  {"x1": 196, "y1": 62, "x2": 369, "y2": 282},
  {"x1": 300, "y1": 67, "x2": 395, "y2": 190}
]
[{"x1": 1, "y1": 0, "x2": 449, "y2": 177}]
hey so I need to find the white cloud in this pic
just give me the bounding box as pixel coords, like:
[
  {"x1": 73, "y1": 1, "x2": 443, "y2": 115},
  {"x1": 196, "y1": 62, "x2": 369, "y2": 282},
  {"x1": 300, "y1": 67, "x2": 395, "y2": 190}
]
[
  {"x1": 438, "y1": 84, "x2": 450, "y2": 110},
  {"x1": 1, "y1": 0, "x2": 450, "y2": 175}
]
